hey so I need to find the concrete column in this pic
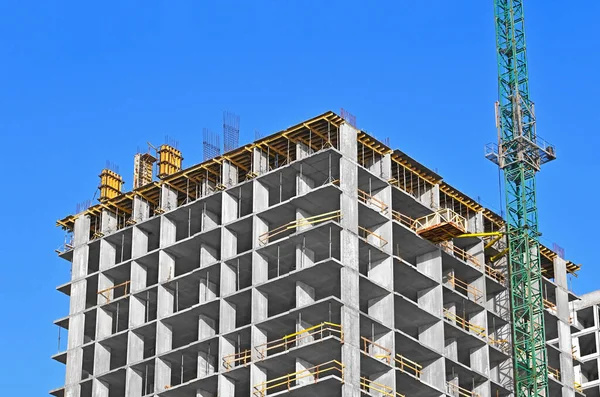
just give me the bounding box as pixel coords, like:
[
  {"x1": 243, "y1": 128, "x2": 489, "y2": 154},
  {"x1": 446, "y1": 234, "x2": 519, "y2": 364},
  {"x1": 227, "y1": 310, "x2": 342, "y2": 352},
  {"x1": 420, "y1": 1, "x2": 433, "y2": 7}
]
[
  {"x1": 419, "y1": 183, "x2": 440, "y2": 209},
  {"x1": 197, "y1": 351, "x2": 215, "y2": 377},
  {"x1": 468, "y1": 210, "x2": 484, "y2": 234},
  {"x1": 295, "y1": 358, "x2": 315, "y2": 386},
  {"x1": 368, "y1": 294, "x2": 394, "y2": 329},
  {"x1": 132, "y1": 196, "x2": 150, "y2": 223},
  {"x1": 252, "y1": 147, "x2": 269, "y2": 176},
  {"x1": 221, "y1": 262, "x2": 237, "y2": 296},
  {"x1": 198, "y1": 314, "x2": 217, "y2": 340},
  {"x1": 252, "y1": 251, "x2": 268, "y2": 284},
  {"x1": 200, "y1": 243, "x2": 218, "y2": 267},
  {"x1": 296, "y1": 141, "x2": 312, "y2": 160},
  {"x1": 251, "y1": 326, "x2": 268, "y2": 361},
  {"x1": 222, "y1": 160, "x2": 238, "y2": 188},
  {"x1": 160, "y1": 184, "x2": 178, "y2": 212},
  {"x1": 101, "y1": 209, "x2": 117, "y2": 234},
  {"x1": 220, "y1": 300, "x2": 236, "y2": 333},
  {"x1": 253, "y1": 180, "x2": 269, "y2": 213},
  {"x1": 218, "y1": 374, "x2": 236, "y2": 397},
  {"x1": 445, "y1": 337, "x2": 458, "y2": 361},
  {"x1": 91, "y1": 379, "x2": 109, "y2": 397},
  {"x1": 249, "y1": 365, "x2": 267, "y2": 397},
  {"x1": 154, "y1": 358, "x2": 171, "y2": 392},
  {"x1": 252, "y1": 289, "x2": 268, "y2": 323},
  {"x1": 296, "y1": 281, "x2": 315, "y2": 307},
  {"x1": 555, "y1": 256, "x2": 576, "y2": 397},
  {"x1": 297, "y1": 164, "x2": 315, "y2": 195},
  {"x1": 338, "y1": 122, "x2": 362, "y2": 397},
  {"x1": 380, "y1": 153, "x2": 392, "y2": 180},
  {"x1": 417, "y1": 250, "x2": 444, "y2": 353},
  {"x1": 65, "y1": 216, "x2": 91, "y2": 397},
  {"x1": 125, "y1": 367, "x2": 143, "y2": 397},
  {"x1": 199, "y1": 277, "x2": 217, "y2": 304},
  {"x1": 221, "y1": 228, "x2": 237, "y2": 261},
  {"x1": 368, "y1": 256, "x2": 393, "y2": 290}
]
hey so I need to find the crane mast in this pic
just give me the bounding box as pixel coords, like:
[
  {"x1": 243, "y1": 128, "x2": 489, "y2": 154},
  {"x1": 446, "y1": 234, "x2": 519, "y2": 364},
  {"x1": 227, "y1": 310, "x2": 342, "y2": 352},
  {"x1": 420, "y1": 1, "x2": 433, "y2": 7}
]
[{"x1": 488, "y1": 1, "x2": 556, "y2": 397}]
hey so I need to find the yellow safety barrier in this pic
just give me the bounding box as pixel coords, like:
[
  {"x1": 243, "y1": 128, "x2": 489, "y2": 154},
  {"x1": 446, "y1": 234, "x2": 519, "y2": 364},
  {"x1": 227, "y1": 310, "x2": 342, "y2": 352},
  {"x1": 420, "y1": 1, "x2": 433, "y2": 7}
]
[
  {"x1": 254, "y1": 322, "x2": 343, "y2": 360},
  {"x1": 548, "y1": 366, "x2": 560, "y2": 381},
  {"x1": 252, "y1": 360, "x2": 344, "y2": 397},
  {"x1": 222, "y1": 349, "x2": 252, "y2": 370},
  {"x1": 97, "y1": 281, "x2": 130, "y2": 304},
  {"x1": 258, "y1": 210, "x2": 342, "y2": 245},
  {"x1": 543, "y1": 299, "x2": 557, "y2": 311},
  {"x1": 447, "y1": 381, "x2": 481, "y2": 397},
  {"x1": 574, "y1": 382, "x2": 583, "y2": 393},
  {"x1": 360, "y1": 377, "x2": 405, "y2": 397},
  {"x1": 485, "y1": 265, "x2": 506, "y2": 285},
  {"x1": 361, "y1": 337, "x2": 392, "y2": 365},
  {"x1": 358, "y1": 189, "x2": 389, "y2": 213},
  {"x1": 394, "y1": 353, "x2": 423, "y2": 378},
  {"x1": 392, "y1": 210, "x2": 416, "y2": 229},
  {"x1": 443, "y1": 309, "x2": 486, "y2": 338},
  {"x1": 447, "y1": 275, "x2": 482, "y2": 302},
  {"x1": 439, "y1": 241, "x2": 481, "y2": 269},
  {"x1": 358, "y1": 226, "x2": 388, "y2": 248},
  {"x1": 413, "y1": 208, "x2": 467, "y2": 243}
]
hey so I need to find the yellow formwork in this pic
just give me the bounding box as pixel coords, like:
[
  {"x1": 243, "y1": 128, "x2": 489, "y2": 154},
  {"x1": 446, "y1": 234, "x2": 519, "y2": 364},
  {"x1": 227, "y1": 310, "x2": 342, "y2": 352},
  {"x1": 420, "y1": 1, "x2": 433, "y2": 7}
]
[
  {"x1": 99, "y1": 169, "x2": 124, "y2": 202},
  {"x1": 157, "y1": 144, "x2": 183, "y2": 178}
]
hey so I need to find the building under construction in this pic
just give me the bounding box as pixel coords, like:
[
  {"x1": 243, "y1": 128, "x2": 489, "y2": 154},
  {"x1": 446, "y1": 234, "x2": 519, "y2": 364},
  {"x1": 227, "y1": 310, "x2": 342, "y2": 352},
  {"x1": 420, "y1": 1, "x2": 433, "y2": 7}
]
[{"x1": 52, "y1": 111, "x2": 586, "y2": 397}]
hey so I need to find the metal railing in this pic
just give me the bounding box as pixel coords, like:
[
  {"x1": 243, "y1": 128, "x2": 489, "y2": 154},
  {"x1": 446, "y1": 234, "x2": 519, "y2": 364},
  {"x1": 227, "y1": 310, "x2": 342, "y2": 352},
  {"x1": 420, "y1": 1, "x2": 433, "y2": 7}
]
[
  {"x1": 548, "y1": 366, "x2": 560, "y2": 381},
  {"x1": 394, "y1": 353, "x2": 423, "y2": 378},
  {"x1": 413, "y1": 208, "x2": 467, "y2": 236},
  {"x1": 358, "y1": 226, "x2": 388, "y2": 248},
  {"x1": 252, "y1": 360, "x2": 344, "y2": 397},
  {"x1": 360, "y1": 377, "x2": 405, "y2": 397},
  {"x1": 258, "y1": 210, "x2": 342, "y2": 245},
  {"x1": 361, "y1": 337, "x2": 392, "y2": 364},
  {"x1": 485, "y1": 265, "x2": 506, "y2": 285},
  {"x1": 97, "y1": 281, "x2": 130, "y2": 304},
  {"x1": 254, "y1": 322, "x2": 343, "y2": 360},
  {"x1": 392, "y1": 210, "x2": 415, "y2": 229},
  {"x1": 447, "y1": 274, "x2": 482, "y2": 302},
  {"x1": 443, "y1": 309, "x2": 486, "y2": 338},
  {"x1": 222, "y1": 349, "x2": 251, "y2": 370},
  {"x1": 447, "y1": 381, "x2": 481, "y2": 397},
  {"x1": 358, "y1": 188, "x2": 389, "y2": 213},
  {"x1": 574, "y1": 382, "x2": 583, "y2": 393},
  {"x1": 439, "y1": 241, "x2": 481, "y2": 268}
]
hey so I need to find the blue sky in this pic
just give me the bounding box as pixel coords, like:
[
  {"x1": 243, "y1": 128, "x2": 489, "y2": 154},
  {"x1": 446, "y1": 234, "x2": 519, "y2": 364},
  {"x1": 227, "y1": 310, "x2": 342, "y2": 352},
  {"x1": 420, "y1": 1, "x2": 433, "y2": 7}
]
[{"x1": 1, "y1": 1, "x2": 598, "y2": 395}]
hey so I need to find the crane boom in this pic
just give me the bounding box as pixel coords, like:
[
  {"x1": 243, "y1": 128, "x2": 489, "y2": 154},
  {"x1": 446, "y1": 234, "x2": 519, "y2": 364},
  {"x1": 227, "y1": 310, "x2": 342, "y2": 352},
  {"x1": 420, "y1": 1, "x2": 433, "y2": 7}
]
[{"x1": 487, "y1": 1, "x2": 557, "y2": 397}]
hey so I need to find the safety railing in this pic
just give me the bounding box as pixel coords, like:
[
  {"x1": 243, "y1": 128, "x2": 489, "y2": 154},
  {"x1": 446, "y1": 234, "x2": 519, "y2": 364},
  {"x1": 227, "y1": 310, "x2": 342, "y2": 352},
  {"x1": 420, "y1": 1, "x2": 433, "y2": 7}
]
[
  {"x1": 392, "y1": 210, "x2": 415, "y2": 229},
  {"x1": 574, "y1": 382, "x2": 583, "y2": 393},
  {"x1": 222, "y1": 349, "x2": 252, "y2": 370},
  {"x1": 439, "y1": 241, "x2": 481, "y2": 269},
  {"x1": 358, "y1": 188, "x2": 389, "y2": 213},
  {"x1": 258, "y1": 210, "x2": 342, "y2": 245},
  {"x1": 488, "y1": 337, "x2": 510, "y2": 353},
  {"x1": 358, "y1": 226, "x2": 388, "y2": 248},
  {"x1": 447, "y1": 275, "x2": 482, "y2": 302},
  {"x1": 394, "y1": 353, "x2": 422, "y2": 378},
  {"x1": 485, "y1": 265, "x2": 506, "y2": 285},
  {"x1": 254, "y1": 322, "x2": 343, "y2": 360},
  {"x1": 543, "y1": 299, "x2": 557, "y2": 311},
  {"x1": 361, "y1": 337, "x2": 392, "y2": 364},
  {"x1": 97, "y1": 281, "x2": 130, "y2": 304},
  {"x1": 548, "y1": 366, "x2": 560, "y2": 381},
  {"x1": 447, "y1": 381, "x2": 481, "y2": 397},
  {"x1": 413, "y1": 208, "x2": 467, "y2": 236},
  {"x1": 360, "y1": 377, "x2": 405, "y2": 397},
  {"x1": 252, "y1": 360, "x2": 344, "y2": 397},
  {"x1": 443, "y1": 309, "x2": 486, "y2": 338}
]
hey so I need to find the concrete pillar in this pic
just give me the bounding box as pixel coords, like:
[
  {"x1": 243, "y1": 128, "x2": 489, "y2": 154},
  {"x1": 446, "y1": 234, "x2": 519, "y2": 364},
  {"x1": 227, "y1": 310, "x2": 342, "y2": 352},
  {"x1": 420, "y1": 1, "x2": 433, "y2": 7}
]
[
  {"x1": 132, "y1": 196, "x2": 150, "y2": 223},
  {"x1": 154, "y1": 358, "x2": 171, "y2": 392},
  {"x1": 125, "y1": 367, "x2": 143, "y2": 397},
  {"x1": 222, "y1": 160, "x2": 238, "y2": 188},
  {"x1": 249, "y1": 365, "x2": 267, "y2": 397},
  {"x1": 417, "y1": 250, "x2": 444, "y2": 354},
  {"x1": 368, "y1": 294, "x2": 394, "y2": 329},
  {"x1": 101, "y1": 209, "x2": 117, "y2": 235},
  {"x1": 221, "y1": 262, "x2": 237, "y2": 296},
  {"x1": 368, "y1": 256, "x2": 393, "y2": 290},
  {"x1": 91, "y1": 379, "x2": 109, "y2": 397},
  {"x1": 160, "y1": 184, "x2": 178, "y2": 212},
  {"x1": 253, "y1": 180, "x2": 269, "y2": 213},
  {"x1": 419, "y1": 183, "x2": 440, "y2": 209},
  {"x1": 338, "y1": 123, "x2": 361, "y2": 397},
  {"x1": 199, "y1": 277, "x2": 217, "y2": 304},
  {"x1": 252, "y1": 289, "x2": 268, "y2": 323},
  {"x1": 296, "y1": 281, "x2": 315, "y2": 307},
  {"x1": 555, "y1": 256, "x2": 576, "y2": 397},
  {"x1": 296, "y1": 141, "x2": 312, "y2": 160},
  {"x1": 198, "y1": 314, "x2": 216, "y2": 340},
  {"x1": 220, "y1": 300, "x2": 236, "y2": 333},
  {"x1": 252, "y1": 147, "x2": 269, "y2": 176},
  {"x1": 200, "y1": 243, "x2": 218, "y2": 267},
  {"x1": 218, "y1": 374, "x2": 236, "y2": 397},
  {"x1": 295, "y1": 358, "x2": 314, "y2": 386},
  {"x1": 297, "y1": 164, "x2": 315, "y2": 195},
  {"x1": 251, "y1": 326, "x2": 268, "y2": 361},
  {"x1": 197, "y1": 351, "x2": 215, "y2": 377},
  {"x1": 445, "y1": 337, "x2": 458, "y2": 361},
  {"x1": 221, "y1": 228, "x2": 237, "y2": 261}
]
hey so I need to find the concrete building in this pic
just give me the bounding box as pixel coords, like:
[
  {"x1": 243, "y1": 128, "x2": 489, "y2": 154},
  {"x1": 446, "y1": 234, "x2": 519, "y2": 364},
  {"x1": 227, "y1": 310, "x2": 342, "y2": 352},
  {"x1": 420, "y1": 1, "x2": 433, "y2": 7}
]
[
  {"x1": 51, "y1": 111, "x2": 583, "y2": 397},
  {"x1": 571, "y1": 292, "x2": 600, "y2": 397}
]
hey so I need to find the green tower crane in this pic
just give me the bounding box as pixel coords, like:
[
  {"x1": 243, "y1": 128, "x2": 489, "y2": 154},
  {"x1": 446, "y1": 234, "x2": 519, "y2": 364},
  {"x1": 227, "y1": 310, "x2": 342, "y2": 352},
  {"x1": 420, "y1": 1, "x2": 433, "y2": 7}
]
[{"x1": 486, "y1": 1, "x2": 557, "y2": 397}]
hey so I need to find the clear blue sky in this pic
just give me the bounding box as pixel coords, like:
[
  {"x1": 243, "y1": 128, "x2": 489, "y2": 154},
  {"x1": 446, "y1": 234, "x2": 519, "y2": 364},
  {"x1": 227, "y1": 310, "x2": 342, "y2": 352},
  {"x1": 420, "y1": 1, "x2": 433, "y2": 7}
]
[{"x1": 1, "y1": 1, "x2": 597, "y2": 395}]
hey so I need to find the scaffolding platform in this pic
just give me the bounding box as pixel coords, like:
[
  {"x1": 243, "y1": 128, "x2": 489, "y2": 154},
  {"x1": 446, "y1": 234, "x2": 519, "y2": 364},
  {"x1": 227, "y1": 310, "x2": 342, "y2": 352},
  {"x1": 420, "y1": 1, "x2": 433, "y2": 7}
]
[{"x1": 413, "y1": 208, "x2": 467, "y2": 243}]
